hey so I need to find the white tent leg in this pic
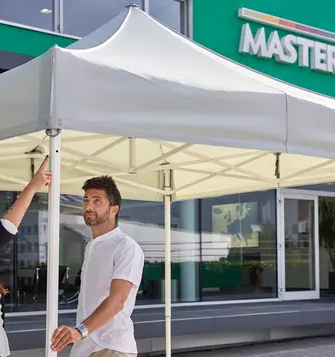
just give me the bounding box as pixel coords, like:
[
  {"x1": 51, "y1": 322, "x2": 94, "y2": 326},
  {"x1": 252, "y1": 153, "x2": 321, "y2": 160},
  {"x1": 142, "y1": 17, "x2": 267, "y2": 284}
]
[
  {"x1": 45, "y1": 129, "x2": 62, "y2": 357},
  {"x1": 164, "y1": 169, "x2": 172, "y2": 357}
]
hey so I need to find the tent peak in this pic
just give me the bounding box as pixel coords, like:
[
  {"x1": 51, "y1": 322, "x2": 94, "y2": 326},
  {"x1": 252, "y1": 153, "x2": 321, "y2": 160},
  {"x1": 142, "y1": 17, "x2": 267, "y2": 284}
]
[
  {"x1": 66, "y1": 6, "x2": 132, "y2": 50},
  {"x1": 126, "y1": 3, "x2": 141, "y2": 8}
]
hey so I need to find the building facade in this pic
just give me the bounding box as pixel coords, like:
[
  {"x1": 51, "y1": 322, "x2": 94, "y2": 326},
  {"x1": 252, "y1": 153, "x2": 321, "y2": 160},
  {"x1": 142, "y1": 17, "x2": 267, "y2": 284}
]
[{"x1": 0, "y1": 0, "x2": 335, "y2": 331}]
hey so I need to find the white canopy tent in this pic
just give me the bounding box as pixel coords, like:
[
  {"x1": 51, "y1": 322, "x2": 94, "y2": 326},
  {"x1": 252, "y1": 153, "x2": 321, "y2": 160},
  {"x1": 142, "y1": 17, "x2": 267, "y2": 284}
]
[{"x1": 1, "y1": 4, "x2": 335, "y2": 356}]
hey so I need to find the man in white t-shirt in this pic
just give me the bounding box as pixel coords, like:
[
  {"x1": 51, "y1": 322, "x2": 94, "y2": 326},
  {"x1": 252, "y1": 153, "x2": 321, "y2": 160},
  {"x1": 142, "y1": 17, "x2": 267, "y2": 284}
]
[{"x1": 51, "y1": 176, "x2": 144, "y2": 357}]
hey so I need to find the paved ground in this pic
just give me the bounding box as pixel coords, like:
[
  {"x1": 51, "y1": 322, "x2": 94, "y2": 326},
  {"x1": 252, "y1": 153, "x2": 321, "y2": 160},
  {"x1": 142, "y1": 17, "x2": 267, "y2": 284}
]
[
  {"x1": 183, "y1": 336, "x2": 335, "y2": 357},
  {"x1": 8, "y1": 299, "x2": 335, "y2": 350},
  {"x1": 9, "y1": 336, "x2": 335, "y2": 357}
]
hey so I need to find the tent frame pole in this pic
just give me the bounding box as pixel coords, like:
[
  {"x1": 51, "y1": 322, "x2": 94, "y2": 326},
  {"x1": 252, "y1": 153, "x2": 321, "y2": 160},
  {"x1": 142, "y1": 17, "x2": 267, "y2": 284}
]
[
  {"x1": 45, "y1": 129, "x2": 62, "y2": 357},
  {"x1": 142, "y1": 0, "x2": 149, "y2": 13},
  {"x1": 164, "y1": 169, "x2": 172, "y2": 357},
  {"x1": 129, "y1": 137, "x2": 136, "y2": 172}
]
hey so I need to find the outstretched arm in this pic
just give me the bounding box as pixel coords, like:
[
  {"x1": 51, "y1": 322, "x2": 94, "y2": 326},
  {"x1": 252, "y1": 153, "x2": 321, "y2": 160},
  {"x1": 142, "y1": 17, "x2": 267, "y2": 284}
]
[{"x1": 3, "y1": 156, "x2": 52, "y2": 229}]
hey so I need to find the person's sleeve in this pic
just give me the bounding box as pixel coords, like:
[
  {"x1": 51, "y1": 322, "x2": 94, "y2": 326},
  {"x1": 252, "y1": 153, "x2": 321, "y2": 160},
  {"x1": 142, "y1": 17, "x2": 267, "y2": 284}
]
[
  {"x1": 0, "y1": 219, "x2": 17, "y2": 250},
  {"x1": 1, "y1": 219, "x2": 18, "y2": 235},
  {"x1": 112, "y1": 241, "x2": 144, "y2": 289}
]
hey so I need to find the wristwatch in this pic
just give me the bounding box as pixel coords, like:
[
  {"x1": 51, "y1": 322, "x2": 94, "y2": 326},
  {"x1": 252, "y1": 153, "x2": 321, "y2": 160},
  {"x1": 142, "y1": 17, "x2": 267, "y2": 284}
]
[{"x1": 75, "y1": 323, "x2": 89, "y2": 340}]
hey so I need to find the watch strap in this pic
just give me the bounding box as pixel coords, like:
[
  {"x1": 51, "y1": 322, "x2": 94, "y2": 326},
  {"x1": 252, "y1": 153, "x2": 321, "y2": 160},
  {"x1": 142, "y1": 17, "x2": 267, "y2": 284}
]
[{"x1": 75, "y1": 323, "x2": 89, "y2": 339}]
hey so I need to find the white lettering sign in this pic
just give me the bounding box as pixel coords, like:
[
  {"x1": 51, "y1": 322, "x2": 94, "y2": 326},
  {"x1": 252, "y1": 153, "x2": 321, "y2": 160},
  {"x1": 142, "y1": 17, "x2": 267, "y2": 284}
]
[{"x1": 239, "y1": 23, "x2": 335, "y2": 74}]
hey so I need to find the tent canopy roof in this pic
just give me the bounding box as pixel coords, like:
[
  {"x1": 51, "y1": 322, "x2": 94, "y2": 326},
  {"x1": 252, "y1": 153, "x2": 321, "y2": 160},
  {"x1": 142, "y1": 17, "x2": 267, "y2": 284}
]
[{"x1": 0, "y1": 5, "x2": 335, "y2": 201}]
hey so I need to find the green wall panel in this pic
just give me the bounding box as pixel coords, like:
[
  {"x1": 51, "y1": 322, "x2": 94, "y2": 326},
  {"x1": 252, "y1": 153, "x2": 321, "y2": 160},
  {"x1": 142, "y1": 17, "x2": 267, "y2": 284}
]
[{"x1": 0, "y1": 23, "x2": 77, "y2": 57}]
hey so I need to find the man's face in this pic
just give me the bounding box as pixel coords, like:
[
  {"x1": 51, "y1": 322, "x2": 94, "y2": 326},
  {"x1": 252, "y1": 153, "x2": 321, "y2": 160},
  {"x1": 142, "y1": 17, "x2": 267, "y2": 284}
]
[{"x1": 83, "y1": 189, "x2": 116, "y2": 227}]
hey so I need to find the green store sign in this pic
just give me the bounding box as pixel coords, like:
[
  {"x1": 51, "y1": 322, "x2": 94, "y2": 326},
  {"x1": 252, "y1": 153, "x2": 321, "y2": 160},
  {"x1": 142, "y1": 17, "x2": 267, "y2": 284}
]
[{"x1": 193, "y1": 0, "x2": 335, "y2": 98}]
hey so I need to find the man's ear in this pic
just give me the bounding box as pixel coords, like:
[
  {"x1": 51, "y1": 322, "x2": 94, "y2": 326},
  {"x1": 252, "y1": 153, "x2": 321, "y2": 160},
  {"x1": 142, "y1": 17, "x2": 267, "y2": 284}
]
[{"x1": 112, "y1": 205, "x2": 119, "y2": 216}]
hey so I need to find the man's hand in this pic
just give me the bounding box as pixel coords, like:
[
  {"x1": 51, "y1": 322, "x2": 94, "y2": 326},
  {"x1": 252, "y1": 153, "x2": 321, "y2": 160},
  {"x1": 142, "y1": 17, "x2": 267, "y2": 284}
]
[
  {"x1": 51, "y1": 325, "x2": 82, "y2": 352},
  {"x1": 28, "y1": 156, "x2": 52, "y2": 193}
]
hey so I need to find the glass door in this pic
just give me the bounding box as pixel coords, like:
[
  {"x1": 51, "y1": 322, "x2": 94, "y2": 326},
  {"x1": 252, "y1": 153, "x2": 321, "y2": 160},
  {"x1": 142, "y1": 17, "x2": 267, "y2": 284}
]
[{"x1": 278, "y1": 191, "x2": 319, "y2": 300}]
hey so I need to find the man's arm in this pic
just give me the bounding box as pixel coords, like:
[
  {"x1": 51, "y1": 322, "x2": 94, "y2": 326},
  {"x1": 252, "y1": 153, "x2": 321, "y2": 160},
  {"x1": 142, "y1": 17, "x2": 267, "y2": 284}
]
[
  {"x1": 51, "y1": 279, "x2": 133, "y2": 352},
  {"x1": 51, "y1": 242, "x2": 144, "y2": 353},
  {"x1": 83, "y1": 279, "x2": 132, "y2": 333},
  {"x1": 3, "y1": 156, "x2": 51, "y2": 228}
]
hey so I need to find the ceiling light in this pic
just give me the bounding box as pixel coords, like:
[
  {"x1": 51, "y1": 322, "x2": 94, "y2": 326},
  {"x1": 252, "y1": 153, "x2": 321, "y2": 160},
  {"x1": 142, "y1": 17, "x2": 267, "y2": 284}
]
[{"x1": 41, "y1": 8, "x2": 52, "y2": 14}]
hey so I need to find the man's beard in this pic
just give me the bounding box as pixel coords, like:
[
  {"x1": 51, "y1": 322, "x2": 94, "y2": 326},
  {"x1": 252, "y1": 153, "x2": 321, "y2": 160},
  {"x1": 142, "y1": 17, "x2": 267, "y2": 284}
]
[{"x1": 84, "y1": 207, "x2": 111, "y2": 227}]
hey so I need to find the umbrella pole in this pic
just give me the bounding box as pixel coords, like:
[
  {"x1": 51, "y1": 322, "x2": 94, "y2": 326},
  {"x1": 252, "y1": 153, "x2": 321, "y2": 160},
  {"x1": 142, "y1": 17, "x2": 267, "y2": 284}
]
[
  {"x1": 164, "y1": 169, "x2": 172, "y2": 357},
  {"x1": 45, "y1": 129, "x2": 62, "y2": 357}
]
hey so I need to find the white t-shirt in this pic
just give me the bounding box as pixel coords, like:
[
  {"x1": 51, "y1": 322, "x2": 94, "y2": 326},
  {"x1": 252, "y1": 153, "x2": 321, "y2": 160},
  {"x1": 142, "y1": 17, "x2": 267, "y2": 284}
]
[
  {"x1": 1, "y1": 219, "x2": 18, "y2": 235},
  {"x1": 70, "y1": 227, "x2": 144, "y2": 357}
]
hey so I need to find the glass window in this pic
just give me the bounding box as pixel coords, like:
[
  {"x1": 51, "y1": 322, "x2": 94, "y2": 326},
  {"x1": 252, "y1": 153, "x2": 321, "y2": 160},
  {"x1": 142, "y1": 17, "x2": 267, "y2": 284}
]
[
  {"x1": 0, "y1": 192, "x2": 15, "y2": 313},
  {"x1": 120, "y1": 199, "x2": 201, "y2": 304},
  {"x1": 16, "y1": 210, "x2": 45, "y2": 311},
  {"x1": 119, "y1": 200, "x2": 164, "y2": 304},
  {"x1": 200, "y1": 191, "x2": 277, "y2": 301},
  {"x1": 20, "y1": 243, "x2": 26, "y2": 252},
  {"x1": 284, "y1": 198, "x2": 316, "y2": 292},
  {"x1": 2, "y1": 187, "x2": 279, "y2": 312},
  {"x1": 150, "y1": 0, "x2": 181, "y2": 32},
  {"x1": 12, "y1": 195, "x2": 86, "y2": 312},
  {"x1": 63, "y1": 0, "x2": 142, "y2": 37},
  {"x1": 0, "y1": 0, "x2": 53, "y2": 31},
  {"x1": 319, "y1": 197, "x2": 335, "y2": 297}
]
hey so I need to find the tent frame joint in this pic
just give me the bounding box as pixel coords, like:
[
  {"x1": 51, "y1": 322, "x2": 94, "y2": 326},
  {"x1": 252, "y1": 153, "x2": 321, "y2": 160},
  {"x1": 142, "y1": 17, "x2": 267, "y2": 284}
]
[
  {"x1": 274, "y1": 152, "x2": 281, "y2": 179},
  {"x1": 46, "y1": 129, "x2": 62, "y2": 138}
]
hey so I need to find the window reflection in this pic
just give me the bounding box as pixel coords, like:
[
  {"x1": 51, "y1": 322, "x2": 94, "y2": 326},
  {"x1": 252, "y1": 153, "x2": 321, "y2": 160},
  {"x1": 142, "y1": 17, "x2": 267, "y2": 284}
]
[
  {"x1": 121, "y1": 200, "x2": 201, "y2": 304},
  {"x1": 201, "y1": 191, "x2": 277, "y2": 301},
  {"x1": 64, "y1": 0, "x2": 142, "y2": 37},
  {"x1": 12, "y1": 195, "x2": 202, "y2": 310},
  {"x1": 63, "y1": 0, "x2": 181, "y2": 37},
  {"x1": 0, "y1": 192, "x2": 16, "y2": 313},
  {"x1": 0, "y1": 0, "x2": 53, "y2": 30},
  {"x1": 150, "y1": 0, "x2": 181, "y2": 32},
  {"x1": 1, "y1": 189, "x2": 277, "y2": 313}
]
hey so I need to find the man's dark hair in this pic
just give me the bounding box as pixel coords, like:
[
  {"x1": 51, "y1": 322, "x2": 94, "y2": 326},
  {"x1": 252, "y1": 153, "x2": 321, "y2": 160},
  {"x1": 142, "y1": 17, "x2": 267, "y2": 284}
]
[{"x1": 82, "y1": 176, "x2": 121, "y2": 223}]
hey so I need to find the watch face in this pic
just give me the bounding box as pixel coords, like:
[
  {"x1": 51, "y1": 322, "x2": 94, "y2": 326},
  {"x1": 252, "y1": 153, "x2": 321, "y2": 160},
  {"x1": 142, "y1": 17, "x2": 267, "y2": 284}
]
[{"x1": 76, "y1": 324, "x2": 88, "y2": 339}]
